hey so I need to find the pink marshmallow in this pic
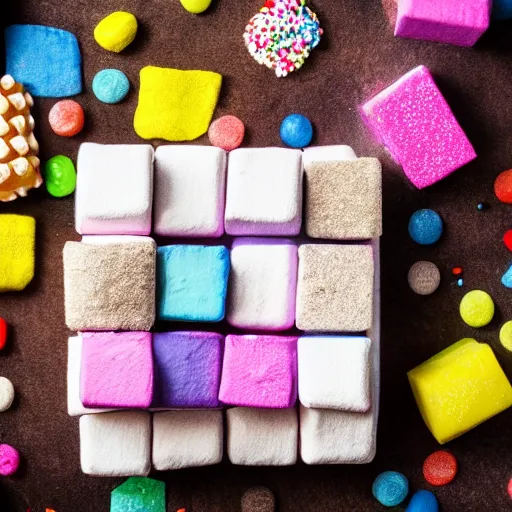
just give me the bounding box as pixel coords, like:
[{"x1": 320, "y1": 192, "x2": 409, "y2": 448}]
[
  {"x1": 219, "y1": 335, "x2": 298, "y2": 408},
  {"x1": 395, "y1": 0, "x2": 491, "y2": 47},
  {"x1": 80, "y1": 332, "x2": 153, "y2": 409},
  {"x1": 361, "y1": 65, "x2": 476, "y2": 189}
]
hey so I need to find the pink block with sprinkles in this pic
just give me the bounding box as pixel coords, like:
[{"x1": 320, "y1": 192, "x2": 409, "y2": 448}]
[{"x1": 361, "y1": 65, "x2": 476, "y2": 189}]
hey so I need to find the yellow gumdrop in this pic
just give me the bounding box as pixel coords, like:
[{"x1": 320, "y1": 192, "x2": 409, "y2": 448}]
[
  {"x1": 180, "y1": 0, "x2": 212, "y2": 14},
  {"x1": 459, "y1": 290, "x2": 494, "y2": 327},
  {"x1": 94, "y1": 12, "x2": 138, "y2": 53},
  {"x1": 499, "y1": 321, "x2": 512, "y2": 352},
  {"x1": 408, "y1": 338, "x2": 512, "y2": 444}
]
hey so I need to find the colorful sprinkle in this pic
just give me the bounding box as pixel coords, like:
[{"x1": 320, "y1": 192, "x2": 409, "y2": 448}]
[
  {"x1": 504, "y1": 230, "x2": 512, "y2": 252},
  {"x1": 452, "y1": 267, "x2": 463, "y2": 276},
  {"x1": 423, "y1": 450, "x2": 458, "y2": 486},
  {"x1": 457, "y1": 278, "x2": 464, "y2": 287},
  {"x1": 494, "y1": 169, "x2": 512, "y2": 204},
  {"x1": 477, "y1": 202, "x2": 488, "y2": 211}
]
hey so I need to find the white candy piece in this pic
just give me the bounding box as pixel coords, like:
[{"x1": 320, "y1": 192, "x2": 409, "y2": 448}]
[
  {"x1": 298, "y1": 336, "x2": 371, "y2": 412},
  {"x1": 302, "y1": 145, "x2": 357, "y2": 166},
  {"x1": 0, "y1": 377, "x2": 15, "y2": 412},
  {"x1": 67, "y1": 336, "x2": 113, "y2": 417},
  {"x1": 227, "y1": 238, "x2": 298, "y2": 330},
  {"x1": 80, "y1": 411, "x2": 151, "y2": 476},
  {"x1": 225, "y1": 148, "x2": 303, "y2": 236},
  {"x1": 154, "y1": 145, "x2": 226, "y2": 237},
  {"x1": 226, "y1": 407, "x2": 298, "y2": 466},
  {"x1": 75, "y1": 143, "x2": 154, "y2": 236},
  {"x1": 152, "y1": 410, "x2": 223, "y2": 470}
]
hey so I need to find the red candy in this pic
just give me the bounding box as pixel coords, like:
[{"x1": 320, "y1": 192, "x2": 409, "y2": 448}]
[
  {"x1": 423, "y1": 450, "x2": 458, "y2": 486},
  {"x1": 504, "y1": 230, "x2": 512, "y2": 252},
  {"x1": 494, "y1": 169, "x2": 512, "y2": 204},
  {"x1": 49, "y1": 100, "x2": 85, "y2": 137},
  {"x1": 452, "y1": 267, "x2": 463, "y2": 276},
  {"x1": 508, "y1": 478, "x2": 512, "y2": 499},
  {"x1": 0, "y1": 318, "x2": 7, "y2": 350},
  {"x1": 208, "y1": 115, "x2": 245, "y2": 151}
]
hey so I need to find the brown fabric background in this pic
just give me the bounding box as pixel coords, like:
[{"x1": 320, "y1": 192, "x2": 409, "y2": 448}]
[{"x1": 1, "y1": 1, "x2": 512, "y2": 511}]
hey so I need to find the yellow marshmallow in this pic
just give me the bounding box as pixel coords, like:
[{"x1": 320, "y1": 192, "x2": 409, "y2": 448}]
[{"x1": 94, "y1": 12, "x2": 138, "y2": 53}]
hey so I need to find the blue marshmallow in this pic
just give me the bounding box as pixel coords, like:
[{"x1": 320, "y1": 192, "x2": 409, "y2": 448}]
[
  {"x1": 408, "y1": 209, "x2": 443, "y2": 245},
  {"x1": 157, "y1": 245, "x2": 230, "y2": 322},
  {"x1": 372, "y1": 471, "x2": 409, "y2": 507},
  {"x1": 92, "y1": 69, "x2": 130, "y2": 104},
  {"x1": 5, "y1": 25, "x2": 82, "y2": 97},
  {"x1": 406, "y1": 490, "x2": 439, "y2": 512}
]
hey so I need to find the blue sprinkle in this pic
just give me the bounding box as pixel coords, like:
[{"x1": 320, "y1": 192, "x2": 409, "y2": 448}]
[
  {"x1": 280, "y1": 113, "x2": 313, "y2": 148},
  {"x1": 408, "y1": 209, "x2": 443, "y2": 246},
  {"x1": 501, "y1": 264, "x2": 512, "y2": 288},
  {"x1": 406, "y1": 490, "x2": 439, "y2": 512},
  {"x1": 457, "y1": 278, "x2": 464, "y2": 287},
  {"x1": 372, "y1": 471, "x2": 409, "y2": 507},
  {"x1": 92, "y1": 69, "x2": 130, "y2": 104}
]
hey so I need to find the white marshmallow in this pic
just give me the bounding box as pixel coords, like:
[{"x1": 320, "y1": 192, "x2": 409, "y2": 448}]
[
  {"x1": 225, "y1": 148, "x2": 303, "y2": 236},
  {"x1": 298, "y1": 336, "x2": 371, "y2": 412},
  {"x1": 152, "y1": 410, "x2": 223, "y2": 470},
  {"x1": 226, "y1": 407, "x2": 298, "y2": 466},
  {"x1": 154, "y1": 145, "x2": 226, "y2": 237},
  {"x1": 302, "y1": 145, "x2": 357, "y2": 166},
  {"x1": 80, "y1": 411, "x2": 151, "y2": 476},
  {"x1": 75, "y1": 143, "x2": 154, "y2": 235}
]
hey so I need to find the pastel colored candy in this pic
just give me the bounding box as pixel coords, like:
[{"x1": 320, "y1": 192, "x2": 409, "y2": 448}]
[
  {"x1": 111, "y1": 477, "x2": 165, "y2": 512},
  {"x1": 395, "y1": 0, "x2": 491, "y2": 47},
  {"x1": 225, "y1": 148, "x2": 303, "y2": 235},
  {"x1": 227, "y1": 238, "x2": 298, "y2": 331},
  {"x1": 459, "y1": 290, "x2": 494, "y2": 327},
  {"x1": 0, "y1": 444, "x2": 20, "y2": 476},
  {"x1": 208, "y1": 115, "x2": 245, "y2": 151},
  {"x1": 80, "y1": 411, "x2": 151, "y2": 476},
  {"x1": 408, "y1": 339, "x2": 512, "y2": 444},
  {"x1": 152, "y1": 332, "x2": 223, "y2": 408},
  {"x1": 156, "y1": 245, "x2": 230, "y2": 322},
  {"x1": 5, "y1": 25, "x2": 82, "y2": 97},
  {"x1": 45, "y1": 155, "x2": 76, "y2": 197},
  {"x1": 180, "y1": 0, "x2": 212, "y2": 14},
  {"x1": 501, "y1": 265, "x2": 512, "y2": 288},
  {"x1": 361, "y1": 66, "x2": 476, "y2": 189},
  {"x1": 94, "y1": 12, "x2": 138, "y2": 53},
  {"x1": 219, "y1": 334, "x2": 298, "y2": 408},
  {"x1": 80, "y1": 332, "x2": 153, "y2": 409},
  {"x1": 406, "y1": 490, "x2": 439, "y2": 512},
  {"x1": 154, "y1": 145, "x2": 226, "y2": 237},
  {"x1": 49, "y1": 100, "x2": 84, "y2": 137},
  {"x1": 0, "y1": 377, "x2": 15, "y2": 412},
  {"x1": 226, "y1": 407, "x2": 298, "y2": 466},
  {"x1": 92, "y1": 69, "x2": 130, "y2": 104},
  {"x1": 152, "y1": 410, "x2": 223, "y2": 470},
  {"x1": 372, "y1": 471, "x2": 409, "y2": 507},
  {"x1": 75, "y1": 143, "x2": 154, "y2": 235},
  {"x1": 0, "y1": 214, "x2": 35, "y2": 292}
]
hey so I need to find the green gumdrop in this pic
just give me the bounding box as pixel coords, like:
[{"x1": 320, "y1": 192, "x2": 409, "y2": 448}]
[{"x1": 44, "y1": 155, "x2": 77, "y2": 198}]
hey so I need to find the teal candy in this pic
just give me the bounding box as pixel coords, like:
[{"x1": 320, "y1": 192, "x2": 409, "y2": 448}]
[
  {"x1": 92, "y1": 69, "x2": 130, "y2": 104},
  {"x1": 372, "y1": 471, "x2": 409, "y2": 507},
  {"x1": 406, "y1": 490, "x2": 439, "y2": 512},
  {"x1": 157, "y1": 245, "x2": 230, "y2": 322},
  {"x1": 110, "y1": 477, "x2": 165, "y2": 512},
  {"x1": 501, "y1": 264, "x2": 512, "y2": 288}
]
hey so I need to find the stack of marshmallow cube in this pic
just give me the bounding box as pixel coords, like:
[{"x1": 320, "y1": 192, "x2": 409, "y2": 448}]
[{"x1": 64, "y1": 142, "x2": 382, "y2": 476}]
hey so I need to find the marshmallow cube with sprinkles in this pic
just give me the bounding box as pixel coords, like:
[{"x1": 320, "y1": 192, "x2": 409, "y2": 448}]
[{"x1": 243, "y1": 0, "x2": 323, "y2": 77}]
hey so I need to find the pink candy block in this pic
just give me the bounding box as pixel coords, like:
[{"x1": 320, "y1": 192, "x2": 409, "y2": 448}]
[
  {"x1": 395, "y1": 0, "x2": 491, "y2": 47},
  {"x1": 361, "y1": 65, "x2": 476, "y2": 189},
  {"x1": 80, "y1": 332, "x2": 153, "y2": 409},
  {"x1": 219, "y1": 335, "x2": 298, "y2": 408}
]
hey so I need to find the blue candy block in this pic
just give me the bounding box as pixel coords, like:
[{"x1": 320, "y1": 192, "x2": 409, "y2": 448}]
[
  {"x1": 501, "y1": 264, "x2": 512, "y2": 289},
  {"x1": 406, "y1": 490, "x2": 439, "y2": 512},
  {"x1": 5, "y1": 25, "x2": 82, "y2": 97},
  {"x1": 493, "y1": 0, "x2": 512, "y2": 19},
  {"x1": 157, "y1": 245, "x2": 230, "y2": 322}
]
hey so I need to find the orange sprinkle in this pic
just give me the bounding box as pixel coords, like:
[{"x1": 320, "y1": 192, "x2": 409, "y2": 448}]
[
  {"x1": 177, "y1": 509, "x2": 186, "y2": 512},
  {"x1": 452, "y1": 267, "x2": 463, "y2": 276},
  {"x1": 423, "y1": 450, "x2": 457, "y2": 486}
]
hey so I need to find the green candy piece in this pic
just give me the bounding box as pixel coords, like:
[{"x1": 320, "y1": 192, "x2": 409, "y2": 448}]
[
  {"x1": 44, "y1": 155, "x2": 77, "y2": 198},
  {"x1": 111, "y1": 477, "x2": 165, "y2": 512}
]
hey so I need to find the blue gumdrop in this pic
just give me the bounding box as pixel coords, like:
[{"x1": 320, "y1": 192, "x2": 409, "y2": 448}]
[
  {"x1": 280, "y1": 114, "x2": 313, "y2": 148},
  {"x1": 492, "y1": 0, "x2": 512, "y2": 20},
  {"x1": 372, "y1": 471, "x2": 409, "y2": 507},
  {"x1": 406, "y1": 490, "x2": 439, "y2": 512},
  {"x1": 92, "y1": 69, "x2": 130, "y2": 104},
  {"x1": 501, "y1": 264, "x2": 512, "y2": 288},
  {"x1": 408, "y1": 209, "x2": 443, "y2": 245}
]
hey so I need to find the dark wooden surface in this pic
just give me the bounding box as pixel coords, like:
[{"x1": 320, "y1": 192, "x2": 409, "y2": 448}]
[{"x1": 1, "y1": 1, "x2": 512, "y2": 510}]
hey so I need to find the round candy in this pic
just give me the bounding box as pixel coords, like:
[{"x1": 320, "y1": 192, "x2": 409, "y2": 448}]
[
  {"x1": 423, "y1": 450, "x2": 457, "y2": 486},
  {"x1": 460, "y1": 290, "x2": 494, "y2": 328},
  {"x1": 94, "y1": 11, "x2": 138, "y2": 53},
  {"x1": 372, "y1": 471, "x2": 409, "y2": 507},
  {"x1": 0, "y1": 318, "x2": 7, "y2": 351},
  {"x1": 180, "y1": 0, "x2": 212, "y2": 14},
  {"x1": 0, "y1": 444, "x2": 20, "y2": 476},
  {"x1": 49, "y1": 100, "x2": 84, "y2": 137},
  {"x1": 208, "y1": 115, "x2": 245, "y2": 151},
  {"x1": 408, "y1": 261, "x2": 441, "y2": 295},
  {"x1": 44, "y1": 155, "x2": 77, "y2": 198},
  {"x1": 0, "y1": 377, "x2": 15, "y2": 412},
  {"x1": 408, "y1": 209, "x2": 443, "y2": 245},
  {"x1": 499, "y1": 321, "x2": 512, "y2": 352},
  {"x1": 92, "y1": 69, "x2": 130, "y2": 104},
  {"x1": 494, "y1": 169, "x2": 512, "y2": 204},
  {"x1": 241, "y1": 487, "x2": 275, "y2": 512},
  {"x1": 504, "y1": 230, "x2": 512, "y2": 252},
  {"x1": 405, "y1": 490, "x2": 439, "y2": 512},
  {"x1": 280, "y1": 114, "x2": 313, "y2": 148}
]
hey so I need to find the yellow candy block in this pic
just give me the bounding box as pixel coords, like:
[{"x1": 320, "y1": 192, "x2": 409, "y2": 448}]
[
  {"x1": 0, "y1": 214, "x2": 35, "y2": 291},
  {"x1": 133, "y1": 66, "x2": 222, "y2": 142},
  {"x1": 94, "y1": 11, "x2": 138, "y2": 53},
  {"x1": 408, "y1": 339, "x2": 512, "y2": 444}
]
